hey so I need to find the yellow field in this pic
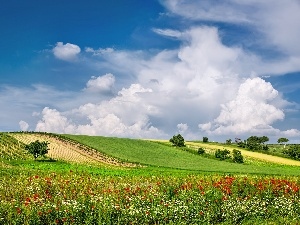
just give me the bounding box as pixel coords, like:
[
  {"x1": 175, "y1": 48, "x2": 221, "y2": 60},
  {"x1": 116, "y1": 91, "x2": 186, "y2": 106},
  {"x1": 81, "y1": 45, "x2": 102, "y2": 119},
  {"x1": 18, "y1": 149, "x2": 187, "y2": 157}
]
[
  {"x1": 185, "y1": 141, "x2": 300, "y2": 166},
  {"x1": 10, "y1": 133, "x2": 103, "y2": 164},
  {"x1": 10, "y1": 133, "x2": 139, "y2": 167}
]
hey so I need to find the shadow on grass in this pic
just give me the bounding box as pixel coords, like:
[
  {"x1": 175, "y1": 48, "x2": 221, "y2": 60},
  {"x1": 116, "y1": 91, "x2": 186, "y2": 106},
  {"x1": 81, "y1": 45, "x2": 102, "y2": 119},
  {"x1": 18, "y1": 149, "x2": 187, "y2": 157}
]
[{"x1": 35, "y1": 158, "x2": 57, "y2": 162}]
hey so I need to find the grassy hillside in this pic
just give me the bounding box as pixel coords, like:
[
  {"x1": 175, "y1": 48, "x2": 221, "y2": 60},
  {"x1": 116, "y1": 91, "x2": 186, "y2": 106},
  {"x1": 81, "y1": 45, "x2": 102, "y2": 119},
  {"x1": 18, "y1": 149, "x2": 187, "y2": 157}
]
[
  {"x1": 64, "y1": 134, "x2": 300, "y2": 176},
  {"x1": 0, "y1": 133, "x2": 30, "y2": 161}
]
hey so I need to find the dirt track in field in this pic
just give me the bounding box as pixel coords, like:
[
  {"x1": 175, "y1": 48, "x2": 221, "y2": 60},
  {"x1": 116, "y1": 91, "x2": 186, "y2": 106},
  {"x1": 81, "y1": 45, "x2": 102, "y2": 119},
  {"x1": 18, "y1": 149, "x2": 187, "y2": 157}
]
[
  {"x1": 10, "y1": 133, "x2": 136, "y2": 167},
  {"x1": 185, "y1": 141, "x2": 300, "y2": 166}
]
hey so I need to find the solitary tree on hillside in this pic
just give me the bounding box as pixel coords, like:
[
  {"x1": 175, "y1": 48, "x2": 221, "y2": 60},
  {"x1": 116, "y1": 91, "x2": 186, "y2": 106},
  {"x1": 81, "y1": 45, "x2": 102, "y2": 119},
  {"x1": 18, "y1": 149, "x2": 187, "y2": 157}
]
[
  {"x1": 169, "y1": 134, "x2": 185, "y2": 147},
  {"x1": 277, "y1": 137, "x2": 289, "y2": 148},
  {"x1": 203, "y1": 137, "x2": 208, "y2": 143},
  {"x1": 25, "y1": 140, "x2": 49, "y2": 159}
]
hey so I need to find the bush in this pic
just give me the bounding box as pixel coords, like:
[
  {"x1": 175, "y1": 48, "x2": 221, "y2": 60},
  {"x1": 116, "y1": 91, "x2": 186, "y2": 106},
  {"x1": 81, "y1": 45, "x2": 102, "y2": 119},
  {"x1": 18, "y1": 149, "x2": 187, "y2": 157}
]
[
  {"x1": 203, "y1": 137, "x2": 208, "y2": 143},
  {"x1": 283, "y1": 145, "x2": 300, "y2": 160},
  {"x1": 232, "y1": 149, "x2": 244, "y2": 163},
  {"x1": 169, "y1": 134, "x2": 185, "y2": 147},
  {"x1": 198, "y1": 147, "x2": 205, "y2": 154},
  {"x1": 262, "y1": 145, "x2": 269, "y2": 151},
  {"x1": 237, "y1": 141, "x2": 246, "y2": 148},
  {"x1": 215, "y1": 149, "x2": 231, "y2": 160}
]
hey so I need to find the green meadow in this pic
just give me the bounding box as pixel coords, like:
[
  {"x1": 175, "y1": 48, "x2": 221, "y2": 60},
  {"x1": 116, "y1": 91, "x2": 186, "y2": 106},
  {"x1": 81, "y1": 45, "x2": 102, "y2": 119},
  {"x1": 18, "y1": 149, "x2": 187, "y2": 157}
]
[{"x1": 1, "y1": 132, "x2": 300, "y2": 224}]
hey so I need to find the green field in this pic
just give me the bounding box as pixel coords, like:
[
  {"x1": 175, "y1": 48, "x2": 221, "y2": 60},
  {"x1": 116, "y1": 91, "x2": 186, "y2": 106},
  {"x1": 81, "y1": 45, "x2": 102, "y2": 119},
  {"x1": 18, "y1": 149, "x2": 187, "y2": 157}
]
[
  {"x1": 63, "y1": 134, "x2": 300, "y2": 176},
  {"x1": 2, "y1": 132, "x2": 300, "y2": 224}
]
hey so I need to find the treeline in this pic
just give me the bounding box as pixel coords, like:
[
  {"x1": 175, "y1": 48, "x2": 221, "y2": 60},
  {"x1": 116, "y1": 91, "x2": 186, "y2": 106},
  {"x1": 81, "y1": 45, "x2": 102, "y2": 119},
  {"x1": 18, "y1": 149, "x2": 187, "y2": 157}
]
[{"x1": 235, "y1": 136, "x2": 269, "y2": 151}]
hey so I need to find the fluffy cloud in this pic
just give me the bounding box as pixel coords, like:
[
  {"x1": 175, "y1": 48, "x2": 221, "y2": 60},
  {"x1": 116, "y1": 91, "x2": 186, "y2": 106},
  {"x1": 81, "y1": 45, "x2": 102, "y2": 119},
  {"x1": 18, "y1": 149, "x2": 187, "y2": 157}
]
[
  {"x1": 19, "y1": 120, "x2": 29, "y2": 131},
  {"x1": 135, "y1": 26, "x2": 242, "y2": 130},
  {"x1": 35, "y1": 107, "x2": 76, "y2": 134},
  {"x1": 13, "y1": 22, "x2": 299, "y2": 142},
  {"x1": 177, "y1": 123, "x2": 188, "y2": 134},
  {"x1": 53, "y1": 42, "x2": 81, "y2": 61},
  {"x1": 199, "y1": 77, "x2": 285, "y2": 135},
  {"x1": 15, "y1": 1, "x2": 300, "y2": 141},
  {"x1": 162, "y1": 0, "x2": 300, "y2": 75},
  {"x1": 34, "y1": 84, "x2": 166, "y2": 139},
  {"x1": 84, "y1": 73, "x2": 115, "y2": 93}
]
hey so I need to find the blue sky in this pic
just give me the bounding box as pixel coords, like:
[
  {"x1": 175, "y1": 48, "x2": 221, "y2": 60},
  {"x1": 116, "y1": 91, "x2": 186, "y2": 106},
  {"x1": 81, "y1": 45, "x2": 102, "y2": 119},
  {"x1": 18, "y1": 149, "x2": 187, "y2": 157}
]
[{"x1": 1, "y1": 0, "x2": 300, "y2": 143}]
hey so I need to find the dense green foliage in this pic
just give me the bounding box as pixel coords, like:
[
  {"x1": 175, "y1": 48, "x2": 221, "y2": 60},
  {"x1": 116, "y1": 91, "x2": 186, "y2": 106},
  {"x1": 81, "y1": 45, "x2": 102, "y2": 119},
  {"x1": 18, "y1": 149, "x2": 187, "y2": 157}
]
[
  {"x1": 197, "y1": 147, "x2": 205, "y2": 154},
  {"x1": 25, "y1": 140, "x2": 49, "y2": 159},
  {"x1": 283, "y1": 145, "x2": 300, "y2": 160},
  {"x1": 232, "y1": 149, "x2": 244, "y2": 163},
  {"x1": 169, "y1": 134, "x2": 185, "y2": 147},
  {"x1": 237, "y1": 136, "x2": 269, "y2": 151},
  {"x1": 215, "y1": 149, "x2": 231, "y2": 160},
  {"x1": 278, "y1": 137, "x2": 289, "y2": 144},
  {"x1": 203, "y1": 137, "x2": 209, "y2": 143}
]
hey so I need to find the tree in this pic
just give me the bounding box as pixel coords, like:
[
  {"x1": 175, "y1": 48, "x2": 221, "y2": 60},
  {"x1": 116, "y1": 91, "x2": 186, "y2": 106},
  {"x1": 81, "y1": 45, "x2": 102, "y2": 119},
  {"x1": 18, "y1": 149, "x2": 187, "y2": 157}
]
[
  {"x1": 278, "y1": 137, "x2": 289, "y2": 148},
  {"x1": 25, "y1": 140, "x2": 49, "y2": 159},
  {"x1": 259, "y1": 136, "x2": 269, "y2": 144},
  {"x1": 226, "y1": 139, "x2": 232, "y2": 145},
  {"x1": 232, "y1": 149, "x2": 244, "y2": 163},
  {"x1": 215, "y1": 149, "x2": 231, "y2": 160},
  {"x1": 203, "y1": 137, "x2": 208, "y2": 143},
  {"x1": 246, "y1": 136, "x2": 269, "y2": 151},
  {"x1": 246, "y1": 136, "x2": 261, "y2": 150},
  {"x1": 169, "y1": 134, "x2": 185, "y2": 147}
]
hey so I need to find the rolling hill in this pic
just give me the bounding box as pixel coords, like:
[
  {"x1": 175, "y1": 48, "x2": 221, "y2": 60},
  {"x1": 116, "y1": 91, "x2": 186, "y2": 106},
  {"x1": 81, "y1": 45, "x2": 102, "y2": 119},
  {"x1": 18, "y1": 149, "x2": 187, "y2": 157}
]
[{"x1": 4, "y1": 132, "x2": 300, "y2": 175}]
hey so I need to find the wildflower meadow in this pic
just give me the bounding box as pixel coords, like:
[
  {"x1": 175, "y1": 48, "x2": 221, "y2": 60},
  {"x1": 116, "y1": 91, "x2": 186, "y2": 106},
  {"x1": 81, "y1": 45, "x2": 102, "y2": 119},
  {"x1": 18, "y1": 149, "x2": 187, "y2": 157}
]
[{"x1": 1, "y1": 171, "x2": 300, "y2": 224}]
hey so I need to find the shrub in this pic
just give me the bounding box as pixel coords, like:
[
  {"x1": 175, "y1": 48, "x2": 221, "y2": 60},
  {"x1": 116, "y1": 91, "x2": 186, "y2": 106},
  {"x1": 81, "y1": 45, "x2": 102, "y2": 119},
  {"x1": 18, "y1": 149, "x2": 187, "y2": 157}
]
[
  {"x1": 198, "y1": 147, "x2": 205, "y2": 154},
  {"x1": 237, "y1": 141, "x2": 246, "y2": 148},
  {"x1": 283, "y1": 145, "x2": 300, "y2": 160},
  {"x1": 215, "y1": 149, "x2": 231, "y2": 160},
  {"x1": 232, "y1": 149, "x2": 244, "y2": 163},
  {"x1": 262, "y1": 145, "x2": 269, "y2": 151}
]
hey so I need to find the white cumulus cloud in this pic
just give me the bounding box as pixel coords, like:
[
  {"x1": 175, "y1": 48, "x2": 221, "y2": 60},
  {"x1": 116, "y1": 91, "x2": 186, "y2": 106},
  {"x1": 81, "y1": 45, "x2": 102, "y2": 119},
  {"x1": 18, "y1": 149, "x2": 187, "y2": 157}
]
[
  {"x1": 177, "y1": 123, "x2": 188, "y2": 134},
  {"x1": 84, "y1": 73, "x2": 115, "y2": 93},
  {"x1": 199, "y1": 77, "x2": 285, "y2": 135},
  {"x1": 35, "y1": 107, "x2": 76, "y2": 134},
  {"x1": 53, "y1": 42, "x2": 81, "y2": 61},
  {"x1": 15, "y1": 2, "x2": 300, "y2": 142},
  {"x1": 19, "y1": 120, "x2": 29, "y2": 131},
  {"x1": 34, "y1": 84, "x2": 166, "y2": 139}
]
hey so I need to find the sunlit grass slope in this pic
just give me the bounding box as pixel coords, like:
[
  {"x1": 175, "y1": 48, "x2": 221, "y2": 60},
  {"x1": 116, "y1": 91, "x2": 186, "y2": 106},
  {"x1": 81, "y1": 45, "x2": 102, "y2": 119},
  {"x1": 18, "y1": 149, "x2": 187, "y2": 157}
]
[
  {"x1": 0, "y1": 133, "x2": 30, "y2": 161},
  {"x1": 64, "y1": 134, "x2": 300, "y2": 176}
]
